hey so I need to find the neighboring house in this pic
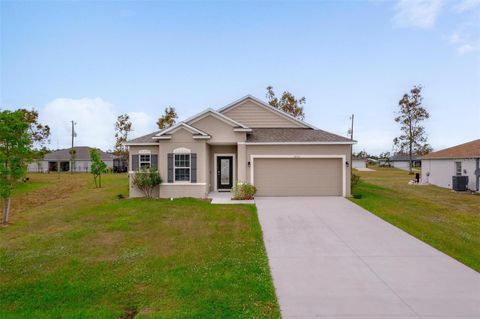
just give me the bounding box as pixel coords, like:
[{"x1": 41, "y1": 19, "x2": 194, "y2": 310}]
[
  {"x1": 113, "y1": 155, "x2": 128, "y2": 173},
  {"x1": 352, "y1": 156, "x2": 367, "y2": 169},
  {"x1": 126, "y1": 95, "x2": 356, "y2": 198},
  {"x1": 27, "y1": 146, "x2": 116, "y2": 172},
  {"x1": 389, "y1": 153, "x2": 421, "y2": 170},
  {"x1": 421, "y1": 139, "x2": 480, "y2": 192}
]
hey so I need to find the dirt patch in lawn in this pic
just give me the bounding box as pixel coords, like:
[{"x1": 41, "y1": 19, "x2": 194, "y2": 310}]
[
  {"x1": 8, "y1": 174, "x2": 88, "y2": 220},
  {"x1": 119, "y1": 307, "x2": 138, "y2": 319}
]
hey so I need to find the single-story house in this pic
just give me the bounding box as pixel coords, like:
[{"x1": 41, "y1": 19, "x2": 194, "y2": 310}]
[
  {"x1": 126, "y1": 95, "x2": 356, "y2": 198},
  {"x1": 421, "y1": 139, "x2": 480, "y2": 192},
  {"x1": 352, "y1": 156, "x2": 367, "y2": 169},
  {"x1": 389, "y1": 153, "x2": 421, "y2": 170},
  {"x1": 27, "y1": 146, "x2": 116, "y2": 173}
]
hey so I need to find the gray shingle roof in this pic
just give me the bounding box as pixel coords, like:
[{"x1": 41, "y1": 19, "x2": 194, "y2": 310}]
[
  {"x1": 44, "y1": 147, "x2": 116, "y2": 161},
  {"x1": 126, "y1": 131, "x2": 161, "y2": 144},
  {"x1": 352, "y1": 156, "x2": 367, "y2": 161},
  {"x1": 389, "y1": 153, "x2": 420, "y2": 161},
  {"x1": 246, "y1": 128, "x2": 353, "y2": 143}
]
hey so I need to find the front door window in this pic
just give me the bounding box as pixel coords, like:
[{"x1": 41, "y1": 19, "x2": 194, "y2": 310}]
[
  {"x1": 217, "y1": 156, "x2": 233, "y2": 190},
  {"x1": 220, "y1": 158, "x2": 230, "y2": 186}
]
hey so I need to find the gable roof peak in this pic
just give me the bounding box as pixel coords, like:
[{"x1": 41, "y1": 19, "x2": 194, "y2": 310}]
[
  {"x1": 184, "y1": 107, "x2": 249, "y2": 129},
  {"x1": 154, "y1": 122, "x2": 209, "y2": 137},
  {"x1": 217, "y1": 94, "x2": 318, "y2": 130}
]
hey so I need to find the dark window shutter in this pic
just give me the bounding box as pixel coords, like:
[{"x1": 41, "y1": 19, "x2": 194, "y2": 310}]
[
  {"x1": 167, "y1": 153, "x2": 174, "y2": 183},
  {"x1": 151, "y1": 155, "x2": 158, "y2": 170},
  {"x1": 191, "y1": 153, "x2": 197, "y2": 183},
  {"x1": 132, "y1": 155, "x2": 139, "y2": 171}
]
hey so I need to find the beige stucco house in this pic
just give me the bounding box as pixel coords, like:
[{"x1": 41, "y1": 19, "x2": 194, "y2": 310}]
[{"x1": 126, "y1": 95, "x2": 356, "y2": 198}]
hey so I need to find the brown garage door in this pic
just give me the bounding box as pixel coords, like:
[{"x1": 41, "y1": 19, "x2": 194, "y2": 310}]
[{"x1": 254, "y1": 158, "x2": 342, "y2": 196}]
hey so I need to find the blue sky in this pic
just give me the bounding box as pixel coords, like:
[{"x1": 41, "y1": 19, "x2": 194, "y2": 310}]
[{"x1": 1, "y1": 0, "x2": 479, "y2": 153}]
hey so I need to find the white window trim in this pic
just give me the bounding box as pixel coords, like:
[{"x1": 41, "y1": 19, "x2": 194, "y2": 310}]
[
  {"x1": 173, "y1": 147, "x2": 191, "y2": 154},
  {"x1": 249, "y1": 154, "x2": 347, "y2": 197},
  {"x1": 174, "y1": 153, "x2": 191, "y2": 182},
  {"x1": 139, "y1": 154, "x2": 151, "y2": 169},
  {"x1": 214, "y1": 153, "x2": 236, "y2": 192}
]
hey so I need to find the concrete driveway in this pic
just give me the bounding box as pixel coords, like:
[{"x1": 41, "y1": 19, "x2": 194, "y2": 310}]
[{"x1": 256, "y1": 197, "x2": 480, "y2": 319}]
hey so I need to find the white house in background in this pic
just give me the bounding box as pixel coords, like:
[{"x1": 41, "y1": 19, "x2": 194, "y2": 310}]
[
  {"x1": 421, "y1": 139, "x2": 480, "y2": 192},
  {"x1": 352, "y1": 156, "x2": 367, "y2": 169},
  {"x1": 27, "y1": 146, "x2": 115, "y2": 173},
  {"x1": 389, "y1": 153, "x2": 421, "y2": 170}
]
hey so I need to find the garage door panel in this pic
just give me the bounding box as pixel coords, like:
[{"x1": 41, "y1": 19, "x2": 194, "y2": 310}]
[{"x1": 254, "y1": 158, "x2": 342, "y2": 196}]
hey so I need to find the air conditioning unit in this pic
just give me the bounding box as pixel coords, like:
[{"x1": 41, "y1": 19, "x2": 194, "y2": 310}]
[{"x1": 452, "y1": 176, "x2": 469, "y2": 191}]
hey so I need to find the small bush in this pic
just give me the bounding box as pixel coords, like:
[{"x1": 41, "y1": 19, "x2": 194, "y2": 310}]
[
  {"x1": 231, "y1": 182, "x2": 257, "y2": 200},
  {"x1": 351, "y1": 173, "x2": 361, "y2": 188},
  {"x1": 117, "y1": 194, "x2": 125, "y2": 199},
  {"x1": 132, "y1": 168, "x2": 162, "y2": 198}
]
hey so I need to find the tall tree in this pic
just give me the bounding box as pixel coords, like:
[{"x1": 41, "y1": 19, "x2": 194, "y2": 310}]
[
  {"x1": 393, "y1": 85, "x2": 432, "y2": 174},
  {"x1": 0, "y1": 109, "x2": 50, "y2": 225},
  {"x1": 157, "y1": 107, "x2": 178, "y2": 129},
  {"x1": 266, "y1": 86, "x2": 306, "y2": 120},
  {"x1": 114, "y1": 114, "x2": 132, "y2": 156},
  {"x1": 90, "y1": 148, "x2": 107, "y2": 188}
]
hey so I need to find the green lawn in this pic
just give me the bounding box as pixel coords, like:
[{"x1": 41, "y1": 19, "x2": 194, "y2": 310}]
[
  {"x1": 0, "y1": 174, "x2": 280, "y2": 318},
  {"x1": 12, "y1": 177, "x2": 52, "y2": 194},
  {"x1": 351, "y1": 167, "x2": 480, "y2": 272}
]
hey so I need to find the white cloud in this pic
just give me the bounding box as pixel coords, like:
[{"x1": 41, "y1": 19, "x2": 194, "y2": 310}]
[
  {"x1": 127, "y1": 111, "x2": 157, "y2": 138},
  {"x1": 42, "y1": 97, "x2": 155, "y2": 151},
  {"x1": 392, "y1": 0, "x2": 443, "y2": 29},
  {"x1": 449, "y1": 26, "x2": 480, "y2": 55},
  {"x1": 454, "y1": 0, "x2": 480, "y2": 13}
]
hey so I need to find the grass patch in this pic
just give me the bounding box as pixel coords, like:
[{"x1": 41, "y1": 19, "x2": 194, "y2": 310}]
[
  {"x1": 12, "y1": 178, "x2": 52, "y2": 195},
  {"x1": 350, "y1": 167, "x2": 480, "y2": 272},
  {"x1": 0, "y1": 174, "x2": 280, "y2": 318}
]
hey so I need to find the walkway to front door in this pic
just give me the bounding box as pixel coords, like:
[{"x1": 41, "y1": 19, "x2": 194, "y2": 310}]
[{"x1": 256, "y1": 197, "x2": 480, "y2": 319}]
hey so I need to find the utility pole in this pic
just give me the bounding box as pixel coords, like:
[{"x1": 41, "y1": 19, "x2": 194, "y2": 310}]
[
  {"x1": 71, "y1": 120, "x2": 76, "y2": 149},
  {"x1": 348, "y1": 114, "x2": 354, "y2": 196},
  {"x1": 349, "y1": 114, "x2": 354, "y2": 140},
  {"x1": 70, "y1": 121, "x2": 77, "y2": 173}
]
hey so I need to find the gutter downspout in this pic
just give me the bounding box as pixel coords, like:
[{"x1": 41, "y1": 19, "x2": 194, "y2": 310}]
[{"x1": 476, "y1": 158, "x2": 479, "y2": 192}]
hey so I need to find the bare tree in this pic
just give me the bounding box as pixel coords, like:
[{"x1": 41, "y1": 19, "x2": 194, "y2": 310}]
[
  {"x1": 114, "y1": 114, "x2": 132, "y2": 156},
  {"x1": 394, "y1": 85, "x2": 432, "y2": 174},
  {"x1": 157, "y1": 107, "x2": 178, "y2": 129},
  {"x1": 266, "y1": 86, "x2": 306, "y2": 120}
]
